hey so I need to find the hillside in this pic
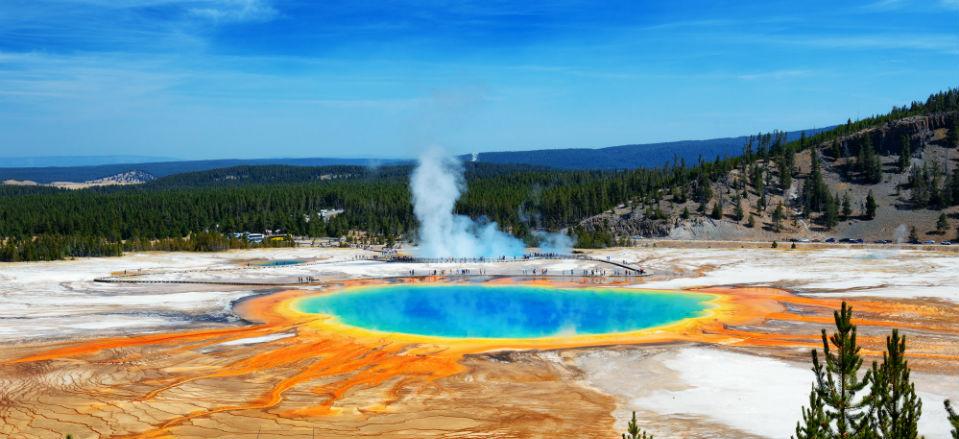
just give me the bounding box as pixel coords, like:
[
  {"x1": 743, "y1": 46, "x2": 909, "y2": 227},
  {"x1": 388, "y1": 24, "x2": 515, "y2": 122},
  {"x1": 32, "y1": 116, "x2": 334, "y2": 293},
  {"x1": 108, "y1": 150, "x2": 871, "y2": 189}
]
[
  {"x1": 0, "y1": 88, "x2": 956, "y2": 261},
  {"x1": 578, "y1": 106, "x2": 959, "y2": 243},
  {"x1": 469, "y1": 127, "x2": 834, "y2": 170}
]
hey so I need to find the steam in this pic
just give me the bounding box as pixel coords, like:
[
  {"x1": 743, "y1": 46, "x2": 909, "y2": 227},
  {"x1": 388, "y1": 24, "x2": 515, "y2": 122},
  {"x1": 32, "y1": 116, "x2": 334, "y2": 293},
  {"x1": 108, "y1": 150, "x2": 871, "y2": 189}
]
[
  {"x1": 411, "y1": 150, "x2": 524, "y2": 258},
  {"x1": 894, "y1": 224, "x2": 909, "y2": 244},
  {"x1": 532, "y1": 230, "x2": 574, "y2": 255}
]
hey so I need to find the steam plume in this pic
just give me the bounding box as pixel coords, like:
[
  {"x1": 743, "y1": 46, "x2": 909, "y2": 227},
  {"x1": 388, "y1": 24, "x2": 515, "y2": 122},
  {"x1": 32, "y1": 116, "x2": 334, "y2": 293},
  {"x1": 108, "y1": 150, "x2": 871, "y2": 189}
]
[
  {"x1": 411, "y1": 150, "x2": 524, "y2": 258},
  {"x1": 532, "y1": 230, "x2": 574, "y2": 255}
]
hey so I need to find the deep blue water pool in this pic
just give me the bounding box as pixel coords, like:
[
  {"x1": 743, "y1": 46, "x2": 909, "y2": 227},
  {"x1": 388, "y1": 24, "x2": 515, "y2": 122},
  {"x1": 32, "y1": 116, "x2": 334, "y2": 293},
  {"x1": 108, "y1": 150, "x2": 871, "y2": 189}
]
[{"x1": 297, "y1": 284, "x2": 711, "y2": 338}]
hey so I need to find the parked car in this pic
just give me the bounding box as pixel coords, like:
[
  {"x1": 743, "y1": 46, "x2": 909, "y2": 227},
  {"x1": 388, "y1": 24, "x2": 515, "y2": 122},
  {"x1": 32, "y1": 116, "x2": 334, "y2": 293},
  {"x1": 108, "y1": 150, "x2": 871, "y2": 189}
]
[
  {"x1": 838, "y1": 238, "x2": 852, "y2": 243},
  {"x1": 922, "y1": 240, "x2": 936, "y2": 245},
  {"x1": 850, "y1": 238, "x2": 864, "y2": 244},
  {"x1": 825, "y1": 237, "x2": 836, "y2": 243},
  {"x1": 941, "y1": 241, "x2": 953, "y2": 245},
  {"x1": 874, "y1": 239, "x2": 892, "y2": 244}
]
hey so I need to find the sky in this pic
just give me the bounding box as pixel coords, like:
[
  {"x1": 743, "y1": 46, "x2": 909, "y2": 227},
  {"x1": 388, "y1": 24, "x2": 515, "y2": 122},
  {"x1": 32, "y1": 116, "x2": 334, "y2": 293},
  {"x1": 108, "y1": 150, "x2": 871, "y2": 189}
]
[{"x1": 0, "y1": 0, "x2": 957, "y2": 160}]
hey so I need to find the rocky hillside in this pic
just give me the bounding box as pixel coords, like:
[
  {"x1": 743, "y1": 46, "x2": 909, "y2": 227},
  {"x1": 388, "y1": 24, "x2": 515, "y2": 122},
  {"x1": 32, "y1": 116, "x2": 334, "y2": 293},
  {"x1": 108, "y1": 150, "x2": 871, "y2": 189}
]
[
  {"x1": 579, "y1": 108, "x2": 959, "y2": 243},
  {"x1": 48, "y1": 170, "x2": 156, "y2": 189}
]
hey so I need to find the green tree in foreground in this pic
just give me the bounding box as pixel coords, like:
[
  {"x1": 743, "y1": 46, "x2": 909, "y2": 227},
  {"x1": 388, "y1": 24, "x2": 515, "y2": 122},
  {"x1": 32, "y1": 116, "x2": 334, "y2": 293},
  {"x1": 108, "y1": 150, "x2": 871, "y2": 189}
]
[
  {"x1": 622, "y1": 411, "x2": 653, "y2": 439},
  {"x1": 866, "y1": 329, "x2": 922, "y2": 439},
  {"x1": 945, "y1": 400, "x2": 959, "y2": 438},
  {"x1": 795, "y1": 385, "x2": 830, "y2": 439},
  {"x1": 811, "y1": 302, "x2": 871, "y2": 437}
]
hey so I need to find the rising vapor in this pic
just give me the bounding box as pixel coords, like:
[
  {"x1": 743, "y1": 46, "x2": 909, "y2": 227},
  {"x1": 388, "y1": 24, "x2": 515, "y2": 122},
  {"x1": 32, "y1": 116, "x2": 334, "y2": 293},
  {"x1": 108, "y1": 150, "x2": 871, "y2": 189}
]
[{"x1": 411, "y1": 150, "x2": 524, "y2": 258}]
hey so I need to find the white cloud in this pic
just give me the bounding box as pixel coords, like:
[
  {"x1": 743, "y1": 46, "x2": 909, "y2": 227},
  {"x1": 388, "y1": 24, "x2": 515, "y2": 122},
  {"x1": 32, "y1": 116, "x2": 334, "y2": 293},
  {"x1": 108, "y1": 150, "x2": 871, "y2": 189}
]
[{"x1": 188, "y1": 0, "x2": 278, "y2": 23}]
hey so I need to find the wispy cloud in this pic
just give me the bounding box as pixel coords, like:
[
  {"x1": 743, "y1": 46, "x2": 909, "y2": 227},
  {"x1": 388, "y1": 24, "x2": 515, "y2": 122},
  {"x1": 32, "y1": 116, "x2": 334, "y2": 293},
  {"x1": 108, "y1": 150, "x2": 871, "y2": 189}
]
[
  {"x1": 188, "y1": 0, "x2": 277, "y2": 23},
  {"x1": 861, "y1": 0, "x2": 908, "y2": 11},
  {"x1": 737, "y1": 69, "x2": 815, "y2": 81},
  {"x1": 753, "y1": 33, "x2": 959, "y2": 54}
]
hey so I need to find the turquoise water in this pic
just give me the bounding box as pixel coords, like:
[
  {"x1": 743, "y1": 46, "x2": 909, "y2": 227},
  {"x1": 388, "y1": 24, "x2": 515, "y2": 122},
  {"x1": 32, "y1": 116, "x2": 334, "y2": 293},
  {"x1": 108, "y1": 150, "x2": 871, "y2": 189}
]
[
  {"x1": 297, "y1": 285, "x2": 711, "y2": 338},
  {"x1": 258, "y1": 259, "x2": 305, "y2": 267}
]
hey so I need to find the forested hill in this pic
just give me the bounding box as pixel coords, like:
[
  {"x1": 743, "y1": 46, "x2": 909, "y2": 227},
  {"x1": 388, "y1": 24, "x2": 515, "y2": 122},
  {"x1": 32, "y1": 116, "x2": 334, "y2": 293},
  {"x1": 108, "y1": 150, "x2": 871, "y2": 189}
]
[
  {"x1": 468, "y1": 126, "x2": 834, "y2": 170},
  {"x1": 0, "y1": 87, "x2": 956, "y2": 261}
]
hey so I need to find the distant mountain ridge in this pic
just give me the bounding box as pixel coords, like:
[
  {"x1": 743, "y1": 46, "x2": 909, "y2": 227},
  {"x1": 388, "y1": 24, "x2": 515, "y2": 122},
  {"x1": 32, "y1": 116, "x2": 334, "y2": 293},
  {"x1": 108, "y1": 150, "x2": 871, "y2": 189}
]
[
  {"x1": 0, "y1": 157, "x2": 402, "y2": 184},
  {"x1": 0, "y1": 127, "x2": 835, "y2": 183},
  {"x1": 0, "y1": 155, "x2": 176, "y2": 168},
  {"x1": 466, "y1": 127, "x2": 835, "y2": 170}
]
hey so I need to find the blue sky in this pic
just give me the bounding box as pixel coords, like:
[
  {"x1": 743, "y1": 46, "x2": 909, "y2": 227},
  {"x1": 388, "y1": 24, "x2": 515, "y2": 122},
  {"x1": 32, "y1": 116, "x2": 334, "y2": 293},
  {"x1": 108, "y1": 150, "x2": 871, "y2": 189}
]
[{"x1": 0, "y1": 0, "x2": 957, "y2": 160}]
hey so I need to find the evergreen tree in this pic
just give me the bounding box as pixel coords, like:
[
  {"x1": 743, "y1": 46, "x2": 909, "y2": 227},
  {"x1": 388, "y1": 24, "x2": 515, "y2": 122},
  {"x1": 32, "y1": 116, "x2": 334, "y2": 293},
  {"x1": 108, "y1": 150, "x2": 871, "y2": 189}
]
[
  {"x1": 794, "y1": 385, "x2": 830, "y2": 439},
  {"x1": 945, "y1": 400, "x2": 959, "y2": 439},
  {"x1": 948, "y1": 118, "x2": 959, "y2": 149},
  {"x1": 811, "y1": 302, "x2": 871, "y2": 438},
  {"x1": 857, "y1": 136, "x2": 883, "y2": 184},
  {"x1": 909, "y1": 226, "x2": 920, "y2": 243},
  {"x1": 937, "y1": 213, "x2": 949, "y2": 235},
  {"x1": 621, "y1": 411, "x2": 653, "y2": 439},
  {"x1": 831, "y1": 140, "x2": 843, "y2": 160},
  {"x1": 747, "y1": 214, "x2": 756, "y2": 228},
  {"x1": 865, "y1": 191, "x2": 877, "y2": 220},
  {"x1": 898, "y1": 135, "x2": 911, "y2": 173},
  {"x1": 841, "y1": 194, "x2": 852, "y2": 221},
  {"x1": 773, "y1": 202, "x2": 785, "y2": 231},
  {"x1": 680, "y1": 206, "x2": 690, "y2": 220},
  {"x1": 711, "y1": 201, "x2": 723, "y2": 220},
  {"x1": 734, "y1": 202, "x2": 745, "y2": 222},
  {"x1": 866, "y1": 329, "x2": 922, "y2": 439},
  {"x1": 823, "y1": 193, "x2": 839, "y2": 230}
]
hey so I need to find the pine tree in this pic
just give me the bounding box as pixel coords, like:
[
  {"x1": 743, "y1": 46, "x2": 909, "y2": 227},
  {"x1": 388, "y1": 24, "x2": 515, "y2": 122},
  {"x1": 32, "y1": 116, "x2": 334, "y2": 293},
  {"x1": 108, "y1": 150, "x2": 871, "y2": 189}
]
[
  {"x1": 733, "y1": 202, "x2": 744, "y2": 222},
  {"x1": 794, "y1": 384, "x2": 830, "y2": 439},
  {"x1": 945, "y1": 400, "x2": 959, "y2": 439},
  {"x1": 711, "y1": 201, "x2": 723, "y2": 220},
  {"x1": 622, "y1": 411, "x2": 653, "y2": 439},
  {"x1": 812, "y1": 302, "x2": 871, "y2": 438},
  {"x1": 909, "y1": 226, "x2": 919, "y2": 243},
  {"x1": 937, "y1": 213, "x2": 949, "y2": 234},
  {"x1": 866, "y1": 329, "x2": 922, "y2": 439},
  {"x1": 865, "y1": 191, "x2": 877, "y2": 220},
  {"x1": 680, "y1": 206, "x2": 690, "y2": 220},
  {"x1": 823, "y1": 193, "x2": 839, "y2": 230},
  {"x1": 948, "y1": 118, "x2": 959, "y2": 149},
  {"x1": 773, "y1": 202, "x2": 785, "y2": 231},
  {"x1": 898, "y1": 135, "x2": 911, "y2": 173},
  {"x1": 841, "y1": 194, "x2": 852, "y2": 221},
  {"x1": 858, "y1": 136, "x2": 882, "y2": 184},
  {"x1": 747, "y1": 214, "x2": 756, "y2": 228}
]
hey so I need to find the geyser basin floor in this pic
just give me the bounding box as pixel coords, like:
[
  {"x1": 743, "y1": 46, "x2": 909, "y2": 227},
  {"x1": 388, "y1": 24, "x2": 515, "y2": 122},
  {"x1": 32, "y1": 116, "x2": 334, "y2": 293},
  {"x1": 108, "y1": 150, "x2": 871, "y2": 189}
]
[
  {"x1": 6, "y1": 276, "x2": 959, "y2": 438},
  {"x1": 296, "y1": 284, "x2": 712, "y2": 338}
]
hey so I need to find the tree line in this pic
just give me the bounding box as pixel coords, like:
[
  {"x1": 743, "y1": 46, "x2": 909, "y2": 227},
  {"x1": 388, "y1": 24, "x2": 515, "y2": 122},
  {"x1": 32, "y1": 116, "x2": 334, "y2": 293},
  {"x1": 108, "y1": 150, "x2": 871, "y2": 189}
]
[{"x1": 1, "y1": 88, "x2": 957, "y2": 261}]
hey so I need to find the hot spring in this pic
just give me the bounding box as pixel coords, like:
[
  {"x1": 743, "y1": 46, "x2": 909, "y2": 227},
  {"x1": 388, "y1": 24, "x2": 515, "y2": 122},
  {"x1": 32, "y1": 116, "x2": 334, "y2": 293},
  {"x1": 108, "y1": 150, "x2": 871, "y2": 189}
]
[{"x1": 296, "y1": 284, "x2": 713, "y2": 338}]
